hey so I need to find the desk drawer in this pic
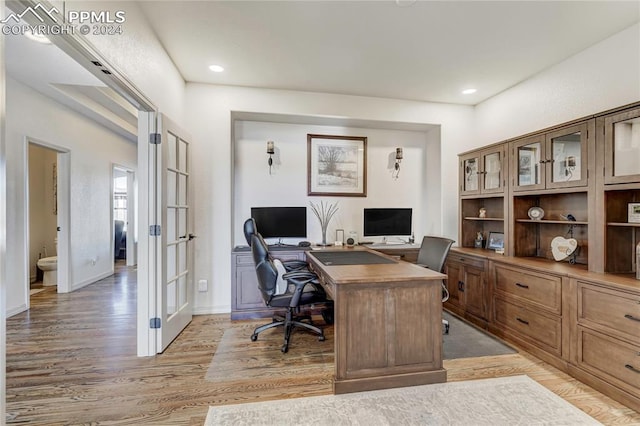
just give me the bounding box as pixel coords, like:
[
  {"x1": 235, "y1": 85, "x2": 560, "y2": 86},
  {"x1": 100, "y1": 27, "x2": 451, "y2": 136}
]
[
  {"x1": 577, "y1": 327, "x2": 640, "y2": 395},
  {"x1": 446, "y1": 253, "x2": 486, "y2": 269},
  {"x1": 493, "y1": 264, "x2": 561, "y2": 314},
  {"x1": 494, "y1": 296, "x2": 561, "y2": 355},
  {"x1": 578, "y1": 282, "x2": 640, "y2": 343}
]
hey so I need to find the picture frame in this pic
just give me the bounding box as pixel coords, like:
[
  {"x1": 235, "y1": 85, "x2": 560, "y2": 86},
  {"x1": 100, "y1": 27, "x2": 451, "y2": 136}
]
[
  {"x1": 307, "y1": 134, "x2": 367, "y2": 197},
  {"x1": 487, "y1": 231, "x2": 505, "y2": 250},
  {"x1": 628, "y1": 203, "x2": 640, "y2": 223}
]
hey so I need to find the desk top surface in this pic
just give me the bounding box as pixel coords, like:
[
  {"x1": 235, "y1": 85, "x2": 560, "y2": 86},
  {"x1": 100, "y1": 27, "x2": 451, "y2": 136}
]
[{"x1": 307, "y1": 247, "x2": 445, "y2": 284}]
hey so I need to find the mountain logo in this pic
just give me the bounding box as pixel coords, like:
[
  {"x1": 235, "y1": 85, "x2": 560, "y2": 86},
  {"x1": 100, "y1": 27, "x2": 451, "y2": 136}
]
[{"x1": 1, "y1": 3, "x2": 60, "y2": 24}]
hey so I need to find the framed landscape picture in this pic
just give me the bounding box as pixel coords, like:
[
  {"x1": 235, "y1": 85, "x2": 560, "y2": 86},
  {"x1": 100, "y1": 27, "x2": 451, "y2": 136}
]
[{"x1": 307, "y1": 134, "x2": 367, "y2": 197}]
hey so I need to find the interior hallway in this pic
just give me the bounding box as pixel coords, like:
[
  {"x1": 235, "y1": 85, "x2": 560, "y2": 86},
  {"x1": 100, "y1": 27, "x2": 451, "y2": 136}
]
[{"x1": 5, "y1": 264, "x2": 639, "y2": 425}]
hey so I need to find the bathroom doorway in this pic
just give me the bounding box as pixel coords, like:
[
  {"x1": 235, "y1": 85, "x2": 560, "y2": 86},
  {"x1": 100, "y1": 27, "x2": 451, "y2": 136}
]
[
  {"x1": 26, "y1": 139, "x2": 71, "y2": 303},
  {"x1": 113, "y1": 165, "x2": 136, "y2": 267}
]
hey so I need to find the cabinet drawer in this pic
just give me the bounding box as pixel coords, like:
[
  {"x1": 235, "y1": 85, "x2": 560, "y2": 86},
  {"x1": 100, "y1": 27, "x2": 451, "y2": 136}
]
[
  {"x1": 447, "y1": 253, "x2": 486, "y2": 269},
  {"x1": 494, "y1": 297, "x2": 561, "y2": 355},
  {"x1": 493, "y1": 264, "x2": 561, "y2": 314},
  {"x1": 235, "y1": 254, "x2": 255, "y2": 265},
  {"x1": 577, "y1": 327, "x2": 640, "y2": 395},
  {"x1": 578, "y1": 283, "x2": 640, "y2": 343}
]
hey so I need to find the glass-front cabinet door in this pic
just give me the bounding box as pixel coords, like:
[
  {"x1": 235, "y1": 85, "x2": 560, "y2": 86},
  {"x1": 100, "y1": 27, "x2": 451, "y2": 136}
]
[
  {"x1": 512, "y1": 135, "x2": 545, "y2": 192},
  {"x1": 459, "y1": 145, "x2": 506, "y2": 195},
  {"x1": 481, "y1": 146, "x2": 505, "y2": 194},
  {"x1": 604, "y1": 107, "x2": 640, "y2": 184},
  {"x1": 512, "y1": 122, "x2": 590, "y2": 192},
  {"x1": 460, "y1": 153, "x2": 480, "y2": 195},
  {"x1": 546, "y1": 122, "x2": 589, "y2": 189}
]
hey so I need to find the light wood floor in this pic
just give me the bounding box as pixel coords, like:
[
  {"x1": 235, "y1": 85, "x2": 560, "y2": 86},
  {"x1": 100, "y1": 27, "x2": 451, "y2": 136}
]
[{"x1": 6, "y1": 263, "x2": 640, "y2": 425}]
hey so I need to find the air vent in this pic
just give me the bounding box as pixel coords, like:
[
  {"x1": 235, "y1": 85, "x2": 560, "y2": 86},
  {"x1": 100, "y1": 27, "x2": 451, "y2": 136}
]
[
  {"x1": 101, "y1": 70, "x2": 112, "y2": 75},
  {"x1": 91, "y1": 61, "x2": 102, "y2": 67}
]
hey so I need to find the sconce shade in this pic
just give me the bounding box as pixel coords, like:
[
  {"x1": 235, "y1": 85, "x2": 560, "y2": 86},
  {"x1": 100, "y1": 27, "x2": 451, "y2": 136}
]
[
  {"x1": 396, "y1": 147, "x2": 403, "y2": 160},
  {"x1": 267, "y1": 140, "x2": 275, "y2": 154}
]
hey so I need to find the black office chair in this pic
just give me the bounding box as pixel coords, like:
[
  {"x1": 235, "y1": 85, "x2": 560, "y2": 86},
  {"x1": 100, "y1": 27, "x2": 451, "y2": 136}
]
[
  {"x1": 416, "y1": 235, "x2": 455, "y2": 334},
  {"x1": 114, "y1": 220, "x2": 126, "y2": 259},
  {"x1": 243, "y1": 217, "x2": 307, "y2": 271},
  {"x1": 250, "y1": 233, "x2": 330, "y2": 353}
]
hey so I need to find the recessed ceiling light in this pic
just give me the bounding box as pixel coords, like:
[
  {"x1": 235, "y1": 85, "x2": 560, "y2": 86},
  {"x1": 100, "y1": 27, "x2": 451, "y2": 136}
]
[
  {"x1": 209, "y1": 65, "x2": 224, "y2": 73},
  {"x1": 462, "y1": 88, "x2": 477, "y2": 95},
  {"x1": 24, "y1": 29, "x2": 51, "y2": 44}
]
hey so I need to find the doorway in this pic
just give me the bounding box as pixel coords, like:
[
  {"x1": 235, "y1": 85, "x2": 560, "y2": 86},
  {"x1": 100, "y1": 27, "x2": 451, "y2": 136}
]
[
  {"x1": 25, "y1": 139, "x2": 71, "y2": 302},
  {"x1": 113, "y1": 165, "x2": 136, "y2": 268}
]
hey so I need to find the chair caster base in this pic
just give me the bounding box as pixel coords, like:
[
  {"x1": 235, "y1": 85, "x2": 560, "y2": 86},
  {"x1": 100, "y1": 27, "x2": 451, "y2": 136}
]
[
  {"x1": 318, "y1": 335, "x2": 325, "y2": 342},
  {"x1": 281, "y1": 345, "x2": 288, "y2": 353},
  {"x1": 250, "y1": 334, "x2": 258, "y2": 341}
]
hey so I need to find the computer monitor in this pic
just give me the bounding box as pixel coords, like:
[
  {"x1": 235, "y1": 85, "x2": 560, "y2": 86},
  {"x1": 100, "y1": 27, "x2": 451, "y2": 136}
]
[
  {"x1": 250, "y1": 207, "x2": 307, "y2": 239},
  {"x1": 363, "y1": 208, "x2": 412, "y2": 237}
]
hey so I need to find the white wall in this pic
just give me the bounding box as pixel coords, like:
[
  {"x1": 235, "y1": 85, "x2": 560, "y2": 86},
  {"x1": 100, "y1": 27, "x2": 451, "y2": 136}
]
[
  {"x1": 69, "y1": 0, "x2": 186, "y2": 123},
  {"x1": 185, "y1": 84, "x2": 474, "y2": 314},
  {"x1": 234, "y1": 121, "x2": 439, "y2": 246},
  {"x1": 475, "y1": 23, "x2": 640, "y2": 146},
  {"x1": 5, "y1": 76, "x2": 136, "y2": 315},
  {"x1": 28, "y1": 144, "x2": 58, "y2": 281}
]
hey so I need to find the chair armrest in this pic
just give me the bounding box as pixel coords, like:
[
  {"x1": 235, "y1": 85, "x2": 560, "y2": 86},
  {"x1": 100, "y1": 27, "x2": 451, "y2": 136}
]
[
  {"x1": 281, "y1": 259, "x2": 308, "y2": 271},
  {"x1": 286, "y1": 274, "x2": 319, "y2": 307}
]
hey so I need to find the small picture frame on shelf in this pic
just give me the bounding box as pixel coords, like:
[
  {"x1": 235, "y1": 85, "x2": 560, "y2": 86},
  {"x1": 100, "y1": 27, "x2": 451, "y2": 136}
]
[
  {"x1": 487, "y1": 232, "x2": 505, "y2": 250},
  {"x1": 629, "y1": 203, "x2": 640, "y2": 223}
]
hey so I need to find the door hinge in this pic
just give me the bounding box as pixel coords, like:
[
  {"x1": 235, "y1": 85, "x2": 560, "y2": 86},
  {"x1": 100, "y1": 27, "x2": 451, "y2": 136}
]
[
  {"x1": 150, "y1": 317, "x2": 161, "y2": 329},
  {"x1": 149, "y1": 133, "x2": 161, "y2": 144},
  {"x1": 150, "y1": 225, "x2": 161, "y2": 236}
]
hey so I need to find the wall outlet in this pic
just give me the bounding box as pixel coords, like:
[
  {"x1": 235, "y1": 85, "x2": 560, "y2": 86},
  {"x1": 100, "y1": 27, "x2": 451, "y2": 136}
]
[{"x1": 198, "y1": 279, "x2": 208, "y2": 292}]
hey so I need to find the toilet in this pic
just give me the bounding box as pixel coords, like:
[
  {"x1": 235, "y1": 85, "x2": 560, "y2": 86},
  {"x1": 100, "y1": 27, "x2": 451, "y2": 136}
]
[
  {"x1": 37, "y1": 256, "x2": 57, "y2": 286},
  {"x1": 37, "y1": 237, "x2": 57, "y2": 286}
]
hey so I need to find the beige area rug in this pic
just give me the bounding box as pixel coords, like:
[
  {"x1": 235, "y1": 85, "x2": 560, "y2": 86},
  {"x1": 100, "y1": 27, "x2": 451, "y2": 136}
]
[
  {"x1": 29, "y1": 288, "x2": 45, "y2": 296},
  {"x1": 205, "y1": 322, "x2": 334, "y2": 383},
  {"x1": 205, "y1": 375, "x2": 600, "y2": 425}
]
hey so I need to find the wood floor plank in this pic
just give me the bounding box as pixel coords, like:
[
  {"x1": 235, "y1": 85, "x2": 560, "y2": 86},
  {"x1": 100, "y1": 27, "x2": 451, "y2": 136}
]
[{"x1": 6, "y1": 263, "x2": 640, "y2": 425}]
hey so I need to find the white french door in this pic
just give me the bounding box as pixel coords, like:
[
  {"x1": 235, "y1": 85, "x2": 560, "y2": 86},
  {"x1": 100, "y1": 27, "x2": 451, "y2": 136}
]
[{"x1": 155, "y1": 113, "x2": 194, "y2": 352}]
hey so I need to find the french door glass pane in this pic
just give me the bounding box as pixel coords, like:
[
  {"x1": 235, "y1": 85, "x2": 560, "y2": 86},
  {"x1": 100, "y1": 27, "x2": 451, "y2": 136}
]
[
  {"x1": 613, "y1": 117, "x2": 640, "y2": 177},
  {"x1": 463, "y1": 157, "x2": 478, "y2": 191},
  {"x1": 551, "y1": 132, "x2": 581, "y2": 183},
  {"x1": 167, "y1": 280, "x2": 177, "y2": 316},
  {"x1": 518, "y1": 143, "x2": 541, "y2": 186},
  {"x1": 167, "y1": 133, "x2": 177, "y2": 170}
]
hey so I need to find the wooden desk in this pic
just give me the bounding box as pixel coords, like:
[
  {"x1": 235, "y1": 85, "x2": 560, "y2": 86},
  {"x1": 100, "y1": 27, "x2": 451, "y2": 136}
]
[{"x1": 306, "y1": 246, "x2": 447, "y2": 394}]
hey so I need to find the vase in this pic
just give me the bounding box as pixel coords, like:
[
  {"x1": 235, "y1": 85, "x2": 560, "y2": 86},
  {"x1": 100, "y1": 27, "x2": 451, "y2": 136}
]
[{"x1": 321, "y1": 227, "x2": 328, "y2": 246}]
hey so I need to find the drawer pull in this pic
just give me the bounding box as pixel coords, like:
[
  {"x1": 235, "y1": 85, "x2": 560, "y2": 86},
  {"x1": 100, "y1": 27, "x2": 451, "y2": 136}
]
[
  {"x1": 624, "y1": 314, "x2": 640, "y2": 322},
  {"x1": 625, "y1": 364, "x2": 640, "y2": 374},
  {"x1": 516, "y1": 317, "x2": 529, "y2": 325},
  {"x1": 515, "y1": 282, "x2": 529, "y2": 289}
]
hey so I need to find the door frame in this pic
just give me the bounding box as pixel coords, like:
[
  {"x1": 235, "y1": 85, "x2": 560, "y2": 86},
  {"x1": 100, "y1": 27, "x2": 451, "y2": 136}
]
[{"x1": 24, "y1": 138, "x2": 71, "y2": 297}]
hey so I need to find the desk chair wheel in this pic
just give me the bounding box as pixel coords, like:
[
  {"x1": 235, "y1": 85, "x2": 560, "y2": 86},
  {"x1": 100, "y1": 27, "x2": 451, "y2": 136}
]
[
  {"x1": 250, "y1": 334, "x2": 258, "y2": 342},
  {"x1": 281, "y1": 345, "x2": 288, "y2": 353},
  {"x1": 318, "y1": 335, "x2": 325, "y2": 342}
]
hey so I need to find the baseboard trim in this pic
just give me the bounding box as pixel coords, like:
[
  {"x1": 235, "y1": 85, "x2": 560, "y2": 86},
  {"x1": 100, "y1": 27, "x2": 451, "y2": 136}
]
[
  {"x1": 71, "y1": 270, "x2": 114, "y2": 292},
  {"x1": 193, "y1": 306, "x2": 230, "y2": 315},
  {"x1": 7, "y1": 303, "x2": 28, "y2": 317}
]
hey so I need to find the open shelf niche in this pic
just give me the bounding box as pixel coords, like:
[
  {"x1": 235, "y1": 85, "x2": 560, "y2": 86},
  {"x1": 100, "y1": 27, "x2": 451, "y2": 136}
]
[
  {"x1": 513, "y1": 192, "x2": 588, "y2": 265},
  {"x1": 605, "y1": 189, "x2": 640, "y2": 274},
  {"x1": 460, "y1": 197, "x2": 505, "y2": 248}
]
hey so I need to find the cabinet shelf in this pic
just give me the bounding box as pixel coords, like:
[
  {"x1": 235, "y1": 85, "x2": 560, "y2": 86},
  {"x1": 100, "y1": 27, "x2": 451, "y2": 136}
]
[
  {"x1": 464, "y1": 217, "x2": 504, "y2": 221},
  {"x1": 516, "y1": 219, "x2": 588, "y2": 225},
  {"x1": 607, "y1": 222, "x2": 640, "y2": 227}
]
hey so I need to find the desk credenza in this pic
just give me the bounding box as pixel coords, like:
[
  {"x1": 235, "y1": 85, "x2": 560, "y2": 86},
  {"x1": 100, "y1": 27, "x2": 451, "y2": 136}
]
[{"x1": 305, "y1": 247, "x2": 447, "y2": 394}]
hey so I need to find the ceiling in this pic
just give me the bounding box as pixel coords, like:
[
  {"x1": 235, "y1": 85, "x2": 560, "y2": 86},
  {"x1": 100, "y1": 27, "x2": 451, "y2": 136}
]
[
  {"x1": 4, "y1": 0, "x2": 640, "y2": 133},
  {"x1": 138, "y1": 0, "x2": 640, "y2": 105}
]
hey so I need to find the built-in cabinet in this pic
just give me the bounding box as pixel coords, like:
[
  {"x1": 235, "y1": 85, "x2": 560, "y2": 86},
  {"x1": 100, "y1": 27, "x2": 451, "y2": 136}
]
[
  {"x1": 231, "y1": 247, "x2": 307, "y2": 320},
  {"x1": 455, "y1": 101, "x2": 640, "y2": 412},
  {"x1": 444, "y1": 252, "x2": 487, "y2": 327}
]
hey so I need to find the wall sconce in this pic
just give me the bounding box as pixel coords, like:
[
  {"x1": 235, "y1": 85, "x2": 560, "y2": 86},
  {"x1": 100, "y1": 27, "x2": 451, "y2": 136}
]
[
  {"x1": 393, "y1": 147, "x2": 403, "y2": 179},
  {"x1": 266, "y1": 140, "x2": 275, "y2": 174}
]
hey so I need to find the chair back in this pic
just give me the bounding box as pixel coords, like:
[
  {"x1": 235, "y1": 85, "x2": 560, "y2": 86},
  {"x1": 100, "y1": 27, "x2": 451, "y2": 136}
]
[
  {"x1": 416, "y1": 236, "x2": 455, "y2": 272},
  {"x1": 243, "y1": 218, "x2": 257, "y2": 246},
  {"x1": 251, "y1": 233, "x2": 278, "y2": 304}
]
